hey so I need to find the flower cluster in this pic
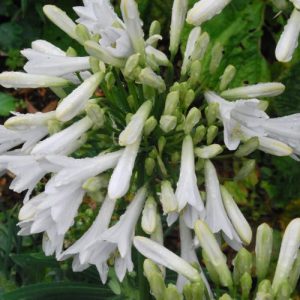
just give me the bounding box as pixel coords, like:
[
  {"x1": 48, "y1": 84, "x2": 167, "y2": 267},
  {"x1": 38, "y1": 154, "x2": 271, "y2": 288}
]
[{"x1": 0, "y1": 0, "x2": 299, "y2": 298}]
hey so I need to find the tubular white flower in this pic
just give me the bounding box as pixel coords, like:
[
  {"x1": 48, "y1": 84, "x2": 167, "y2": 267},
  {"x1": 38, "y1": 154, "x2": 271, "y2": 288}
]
[
  {"x1": 121, "y1": 0, "x2": 145, "y2": 57},
  {"x1": 43, "y1": 5, "x2": 78, "y2": 41},
  {"x1": 108, "y1": 138, "x2": 140, "y2": 199},
  {"x1": 31, "y1": 116, "x2": 93, "y2": 155},
  {"x1": 220, "y1": 185, "x2": 252, "y2": 245},
  {"x1": 187, "y1": 0, "x2": 231, "y2": 26},
  {"x1": 204, "y1": 160, "x2": 242, "y2": 250},
  {"x1": 272, "y1": 218, "x2": 300, "y2": 294},
  {"x1": 221, "y1": 82, "x2": 285, "y2": 99},
  {"x1": 194, "y1": 220, "x2": 233, "y2": 288},
  {"x1": 175, "y1": 135, "x2": 205, "y2": 220},
  {"x1": 133, "y1": 236, "x2": 201, "y2": 283},
  {"x1": 119, "y1": 100, "x2": 152, "y2": 146},
  {"x1": 276, "y1": 9, "x2": 300, "y2": 62},
  {"x1": 169, "y1": 0, "x2": 188, "y2": 56},
  {"x1": 0, "y1": 72, "x2": 70, "y2": 89},
  {"x1": 56, "y1": 72, "x2": 104, "y2": 122}
]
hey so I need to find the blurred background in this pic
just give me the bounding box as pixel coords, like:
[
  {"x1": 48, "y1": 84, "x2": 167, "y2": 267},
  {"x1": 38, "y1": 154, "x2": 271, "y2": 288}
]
[{"x1": 0, "y1": 0, "x2": 300, "y2": 299}]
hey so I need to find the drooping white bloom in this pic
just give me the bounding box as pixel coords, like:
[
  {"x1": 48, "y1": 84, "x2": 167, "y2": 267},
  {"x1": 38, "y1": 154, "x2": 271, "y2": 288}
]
[
  {"x1": 175, "y1": 135, "x2": 205, "y2": 224},
  {"x1": 134, "y1": 236, "x2": 202, "y2": 283},
  {"x1": 204, "y1": 91, "x2": 294, "y2": 157},
  {"x1": 119, "y1": 100, "x2": 152, "y2": 146},
  {"x1": 108, "y1": 138, "x2": 140, "y2": 199},
  {"x1": 275, "y1": 9, "x2": 300, "y2": 62},
  {"x1": 220, "y1": 186, "x2": 252, "y2": 245},
  {"x1": 21, "y1": 42, "x2": 90, "y2": 78},
  {"x1": 187, "y1": 0, "x2": 231, "y2": 26},
  {"x1": 0, "y1": 72, "x2": 70, "y2": 89},
  {"x1": 221, "y1": 82, "x2": 285, "y2": 99},
  {"x1": 169, "y1": 0, "x2": 188, "y2": 56},
  {"x1": 121, "y1": 0, "x2": 145, "y2": 57},
  {"x1": 272, "y1": 218, "x2": 300, "y2": 294},
  {"x1": 56, "y1": 72, "x2": 103, "y2": 122},
  {"x1": 43, "y1": 5, "x2": 78, "y2": 41},
  {"x1": 204, "y1": 160, "x2": 242, "y2": 250},
  {"x1": 176, "y1": 216, "x2": 213, "y2": 297}
]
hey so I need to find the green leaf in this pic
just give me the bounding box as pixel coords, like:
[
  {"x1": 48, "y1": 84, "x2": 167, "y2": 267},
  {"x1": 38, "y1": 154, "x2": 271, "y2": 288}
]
[
  {"x1": 10, "y1": 252, "x2": 59, "y2": 268},
  {"x1": 0, "y1": 93, "x2": 16, "y2": 116},
  {"x1": 1, "y1": 282, "x2": 118, "y2": 300}
]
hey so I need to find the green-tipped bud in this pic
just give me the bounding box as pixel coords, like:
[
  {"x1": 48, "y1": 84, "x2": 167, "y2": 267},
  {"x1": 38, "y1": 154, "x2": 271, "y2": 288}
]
[
  {"x1": 241, "y1": 272, "x2": 252, "y2": 300},
  {"x1": 183, "y1": 283, "x2": 193, "y2": 300},
  {"x1": 75, "y1": 24, "x2": 91, "y2": 43},
  {"x1": 124, "y1": 53, "x2": 140, "y2": 79},
  {"x1": 209, "y1": 42, "x2": 223, "y2": 74},
  {"x1": 147, "y1": 270, "x2": 166, "y2": 300},
  {"x1": 89, "y1": 57, "x2": 100, "y2": 74},
  {"x1": 189, "y1": 60, "x2": 201, "y2": 86},
  {"x1": 143, "y1": 85, "x2": 156, "y2": 100},
  {"x1": 160, "y1": 181, "x2": 177, "y2": 214},
  {"x1": 164, "y1": 91, "x2": 180, "y2": 115},
  {"x1": 144, "y1": 259, "x2": 161, "y2": 278},
  {"x1": 193, "y1": 125, "x2": 206, "y2": 144},
  {"x1": 206, "y1": 125, "x2": 218, "y2": 145},
  {"x1": 195, "y1": 158, "x2": 205, "y2": 171},
  {"x1": 276, "y1": 280, "x2": 292, "y2": 300},
  {"x1": 66, "y1": 47, "x2": 77, "y2": 57},
  {"x1": 149, "y1": 20, "x2": 161, "y2": 37},
  {"x1": 144, "y1": 116, "x2": 158, "y2": 136},
  {"x1": 184, "y1": 89, "x2": 196, "y2": 109},
  {"x1": 191, "y1": 281, "x2": 205, "y2": 300},
  {"x1": 158, "y1": 136, "x2": 166, "y2": 154},
  {"x1": 195, "y1": 220, "x2": 233, "y2": 288},
  {"x1": 195, "y1": 144, "x2": 223, "y2": 159},
  {"x1": 219, "y1": 65, "x2": 236, "y2": 91},
  {"x1": 142, "y1": 196, "x2": 157, "y2": 234},
  {"x1": 191, "y1": 32, "x2": 210, "y2": 61},
  {"x1": 258, "y1": 280, "x2": 272, "y2": 293},
  {"x1": 85, "y1": 103, "x2": 105, "y2": 128},
  {"x1": 184, "y1": 108, "x2": 201, "y2": 133},
  {"x1": 146, "y1": 47, "x2": 170, "y2": 67},
  {"x1": 205, "y1": 102, "x2": 219, "y2": 126},
  {"x1": 170, "y1": 82, "x2": 181, "y2": 92},
  {"x1": 139, "y1": 67, "x2": 166, "y2": 93},
  {"x1": 289, "y1": 250, "x2": 300, "y2": 292},
  {"x1": 163, "y1": 284, "x2": 181, "y2": 300},
  {"x1": 160, "y1": 115, "x2": 177, "y2": 133},
  {"x1": 151, "y1": 213, "x2": 164, "y2": 245},
  {"x1": 145, "y1": 157, "x2": 156, "y2": 176},
  {"x1": 47, "y1": 119, "x2": 62, "y2": 135},
  {"x1": 157, "y1": 155, "x2": 168, "y2": 177},
  {"x1": 126, "y1": 113, "x2": 133, "y2": 124},
  {"x1": 255, "y1": 223, "x2": 273, "y2": 282},
  {"x1": 179, "y1": 82, "x2": 189, "y2": 100},
  {"x1": 82, "y1": 175, "x2": 108, "y2": 193},
  {"x1": 233, "y1": 248, "x2": 253, "y2": 284},
  {"x1": 91, "y1": 33, "x2": 100, "y2": 43},
  {"x1": 219, "y1": 294, "x2": 233, "y2": 300},
  {"x1": 235, "y1": 137, "x2": 259, "y2": 157},
  {"x1": 105, "y1": 72, "x2": 116, "y2": 90},
  {"x1": 202, "y1": 250, "x2": 220, "y2": 285},
  {"x1": 171, "y1": 151, "x2": 180, "y2": 164},
  {"x1": 234, "y1": 159, "x2": 256, "y2": 181}
]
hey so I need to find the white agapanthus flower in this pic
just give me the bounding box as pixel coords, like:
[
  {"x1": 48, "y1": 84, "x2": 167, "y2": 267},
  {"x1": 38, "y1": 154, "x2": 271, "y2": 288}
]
[
  {"x1": 205, "y1": 91, "x2": 298, "y2": 157},
  {"x1": 17, "y1": 150, "x2": 123, "y2": 256},
  {"x1": 204, "y1": 160, "x2": 243, "y2": 250}
]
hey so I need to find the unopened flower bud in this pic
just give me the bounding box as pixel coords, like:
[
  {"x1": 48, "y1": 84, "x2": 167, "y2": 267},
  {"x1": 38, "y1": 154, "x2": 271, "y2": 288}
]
[
  {"x1": 142, "y1": 196, "x2": 157, "y2": 234},
  {"x1": 145, "y1": 157, "x2": 156, "y2": 176},
  {"x1": 191, "y1": 32, "x2": 210, "y2": 61},
  {"x1": 75, "y1": 24, "x2": 91, "y2": 43},
  {"x1": 149, "y1": 20, "x2": 161, "y2": 37},
  {"x1": 209, "y1": 43, "x2": 223, "y2": 74},
  {"x1": 144, "y1": 116, "x2": 157, "y2": 136},
  {"x1": 233, "y1": 248, "x2": 252, "y2": 284},
  {"x1": 158, "y1": 136, "x2": 166, "y2": 154},
  {"x1": 151, "y1": 213, "x2": 164, "y2": 246},
  {"x1": 221, "y1": 82, "x2": 285, "y2": 99},
  {"x1": 206, "y1": 125, "x2": 218, "y2": 145},
  {"x1": 85, "y1": 103, "x2": 105, "y2": 128},
  {"x1": 219, "y1": 294, "x2": 233, "y2": 300},
  {"x1": 126, "y1": 113, "x2": 133, "y2": 124},
  {"x1": 47, "y1": 119, "x2": 62, "y2": 135},
  {"x1": 66, "y1": 47, "x2": 77, "y2": 57},
  {"x1": 82, "y1": 176, "x2": 107, "y2": 193},
  {"x1": 289, "y1": 250, "x2": 300, "y2": 292},
  {"x1": 255, "y1": 223, "x2": 273, "y2": 282},
  {"x1": 202, "y1": 250, "x2": 220, "y2": 285},
  {"x1": 160, "y1": 181, "x2": 178, "y2": 214},
  {"x1": 89, "y1": 57, "x2": 100, "y2": 74},
  {"x1": 220, "y1": 65, "x2": 236, "y2": 91},
  {"x1": 193, "y1": 125, "x2": 206, "y2": 144},
  {"x1": 234, "y1": 137, "x2": 259, "y2": 157},
  {"x1": 146, "y1": 46, "x2": 169, "y2": 67},
  {"x1": 195, "y1": 144, "x2": 223, "y2": 159},
  {"x1": 205, "y1": 102, "x2": 219, "y2": 126},
  {"x1": 163, "y1": 284, "x2": 181, "y2": 300},
  {"x1": 189, "y1": 60, "x2": 201, "y2": 86},
  {"x1": 276, "y1": 280, "x2": 292, "y2": 299},
  {"x1": 241, "y1": 272, "x2": 252, "y2": 300},
  {"x1": 139, "y1": 68, "x2": 166, "y2": 93},
  {"x1": 160, "y1": 115, "x2": 177, "y2": 133},
  {"x1": 164, "y1": 91, "x2": 180, "y2": 115},
  {"x1": 105, "y1": 72, "x2": 116, "y2": 90},
  {"x1": 184, "y1": 108, "x2": 201, "y2": 133},
  {"x1": 234, "y1": 159, "x2": 256, "y2": 181},
  {"x1": 124, "y1": 53, "x2": 140, "y2": 78},
  {"x1": 171, "y1": 151, "x2": 180, "y2": 164},
  {"x1": 258, "y1": 279, "x2": 272, "y2": 293},
  {"x1": 184, "y1": 89, "x2": 196, "y2": 109}
]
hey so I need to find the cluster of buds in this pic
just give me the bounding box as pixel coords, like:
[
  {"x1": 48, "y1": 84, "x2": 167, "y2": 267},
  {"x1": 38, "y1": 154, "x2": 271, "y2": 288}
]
[{"x1": 0, "y1": 0, "x2": 299, "y2": 298}]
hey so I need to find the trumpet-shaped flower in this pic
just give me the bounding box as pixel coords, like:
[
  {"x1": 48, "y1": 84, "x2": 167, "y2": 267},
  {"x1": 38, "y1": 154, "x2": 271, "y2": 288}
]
[
  {"x1": 205, "y1": 91, "x2": 296, "y2": 157},
  {"x1": 204, "y1": 160, "x2": 242, "y2": 250},
  {"x1": 187, "y1": 0, "x2": 231, "y2": 26},
  {"x1": 175, "y1": 135, "x2": 205, "y2": 223},
  {"x1": 275, "y1": 8, "x2": 300, "y2": 62}
]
